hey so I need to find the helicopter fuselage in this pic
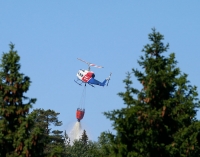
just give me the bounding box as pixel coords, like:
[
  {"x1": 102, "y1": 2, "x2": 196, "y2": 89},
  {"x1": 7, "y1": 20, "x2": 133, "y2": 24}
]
[
  {"x1": 75, "y1": 58, "x2": 111, "y2": 87},
  {"x1": 76, "y1": 69, "x2": 95, "y2": 83},
  {"x1": 76, "y1": 69, "x2": 107, "y2": 86}
]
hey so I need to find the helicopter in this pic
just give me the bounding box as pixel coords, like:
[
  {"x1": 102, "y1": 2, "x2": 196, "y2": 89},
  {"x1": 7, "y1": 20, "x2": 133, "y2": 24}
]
[{"x1": 74, "y1": 58, "x2": 112, "y2": 87}]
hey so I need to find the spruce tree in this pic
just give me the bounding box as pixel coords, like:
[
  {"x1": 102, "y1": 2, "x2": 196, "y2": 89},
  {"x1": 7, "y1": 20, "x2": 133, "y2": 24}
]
[
  {"x1": 104, "y1": 28, "x2": 200, "y2": 157},
  {"x1": 0, "y1": 43, "x2": 44, "y2": 156},
  {"x1": 81, "y1": 130, "x2": 89, "y2": 146}
]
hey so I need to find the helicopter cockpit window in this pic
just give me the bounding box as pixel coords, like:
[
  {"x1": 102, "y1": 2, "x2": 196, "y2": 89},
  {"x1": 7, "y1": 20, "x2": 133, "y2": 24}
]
[{"x1": 78, "y1": 73, "x2": 83, "y2": 77}]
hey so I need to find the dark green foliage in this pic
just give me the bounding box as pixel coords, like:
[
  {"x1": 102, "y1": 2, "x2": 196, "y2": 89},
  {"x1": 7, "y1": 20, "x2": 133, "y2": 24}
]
[
  {"x1": 104, "y1": 28, "x2": 200, "y2": 156},
  {"x1": 0, "y1": 43, "x2": 44, "y2": 156},
  {"x1": 30, "y1": 108, "x2": 65, "y2": 157},
  {"x1": 96, "y1": 132, "x2": 113, "y2": 157},
  {"x1": 81, "y1": 130, "x2": 89, "y2": 146},
  {"x1": 65, "y1": 130, "x2": 102, "y2": 157}
]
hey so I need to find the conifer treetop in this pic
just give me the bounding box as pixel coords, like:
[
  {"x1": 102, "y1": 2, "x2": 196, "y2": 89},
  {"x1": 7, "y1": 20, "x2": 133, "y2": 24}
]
[
  {"x1": 104, "y1": 28, "x2": 200, "y2": 157},
  {"x1": 0, "y1": 43, "x2": 42, "y2": 156}
]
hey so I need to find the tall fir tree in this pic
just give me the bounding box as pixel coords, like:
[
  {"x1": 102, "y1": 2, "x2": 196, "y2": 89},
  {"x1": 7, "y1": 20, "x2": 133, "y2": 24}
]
[
  {"x1": 0, "y1": 43, "x2": 44, "y2": 156},
  {"x1": 104, "y1": 28, "x2": 200, "y2": 157}
]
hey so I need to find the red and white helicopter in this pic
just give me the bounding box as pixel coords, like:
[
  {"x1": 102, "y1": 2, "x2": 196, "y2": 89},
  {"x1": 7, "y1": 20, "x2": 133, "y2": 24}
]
[{"x1": 74, "y1": 58, "x2": 111, "y2": 87}]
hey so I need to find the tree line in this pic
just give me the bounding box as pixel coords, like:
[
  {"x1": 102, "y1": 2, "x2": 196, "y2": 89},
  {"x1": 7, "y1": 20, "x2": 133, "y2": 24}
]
[{"x1": 1, "y1": 28, "x2": 200, "y2": 157}]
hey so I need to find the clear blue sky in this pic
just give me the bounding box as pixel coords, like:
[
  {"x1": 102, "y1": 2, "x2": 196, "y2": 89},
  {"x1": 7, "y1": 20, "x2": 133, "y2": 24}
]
[{"x1": 1, "y1": 1, "x2": 200, "y2": 141}]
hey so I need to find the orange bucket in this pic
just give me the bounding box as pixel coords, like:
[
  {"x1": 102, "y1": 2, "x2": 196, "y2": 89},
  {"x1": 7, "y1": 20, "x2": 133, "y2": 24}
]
[{"x1": 76, "y1": 108, "x2": 85, "y2": 122}]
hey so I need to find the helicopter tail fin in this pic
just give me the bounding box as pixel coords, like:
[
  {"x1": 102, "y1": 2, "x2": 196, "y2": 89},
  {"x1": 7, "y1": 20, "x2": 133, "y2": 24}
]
[
  {"x1": 101, "y1": 79, "x2": 107, "y2": 86},
  {"x1": 101, "y1": 73, "x2": 112, "y2": 86}
]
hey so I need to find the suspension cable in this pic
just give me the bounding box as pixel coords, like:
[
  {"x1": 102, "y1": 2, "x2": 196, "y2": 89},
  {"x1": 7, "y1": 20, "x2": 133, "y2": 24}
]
[{"x1": 78, "y1": 85, "x2": 86, "y2": 109}]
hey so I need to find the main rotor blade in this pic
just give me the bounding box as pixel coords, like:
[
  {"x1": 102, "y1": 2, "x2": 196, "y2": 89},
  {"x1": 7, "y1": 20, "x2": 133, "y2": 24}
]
[
  {"x1": 77, "y1": 58, "x2": 104, "y2": 68},
  {"x1": 77, "y1": 58, "x2": 90, "y2": 65},
  {"x1": 89, "y1": 64, "x2": 103, "y2": 68}
]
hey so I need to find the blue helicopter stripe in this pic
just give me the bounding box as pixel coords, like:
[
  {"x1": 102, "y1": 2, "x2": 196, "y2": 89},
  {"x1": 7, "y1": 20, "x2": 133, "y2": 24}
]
[{"x1": 88, "y1": 78, "x2": 107, "y2": 86}]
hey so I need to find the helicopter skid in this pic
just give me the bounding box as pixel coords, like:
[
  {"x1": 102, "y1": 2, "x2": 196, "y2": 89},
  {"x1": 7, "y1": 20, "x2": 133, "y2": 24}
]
[
  {"x1": 74, "y1": 80, "x2": 82, "y2": 86},
  {"x1": 74, "y1": 79, "x2": 95, "y2": 87}
]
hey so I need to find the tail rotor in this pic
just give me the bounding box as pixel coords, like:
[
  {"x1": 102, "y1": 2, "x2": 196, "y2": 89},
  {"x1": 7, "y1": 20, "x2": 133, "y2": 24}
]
[{"x1": 107, "y1": 73, "x2": 112, "y2": 86}]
